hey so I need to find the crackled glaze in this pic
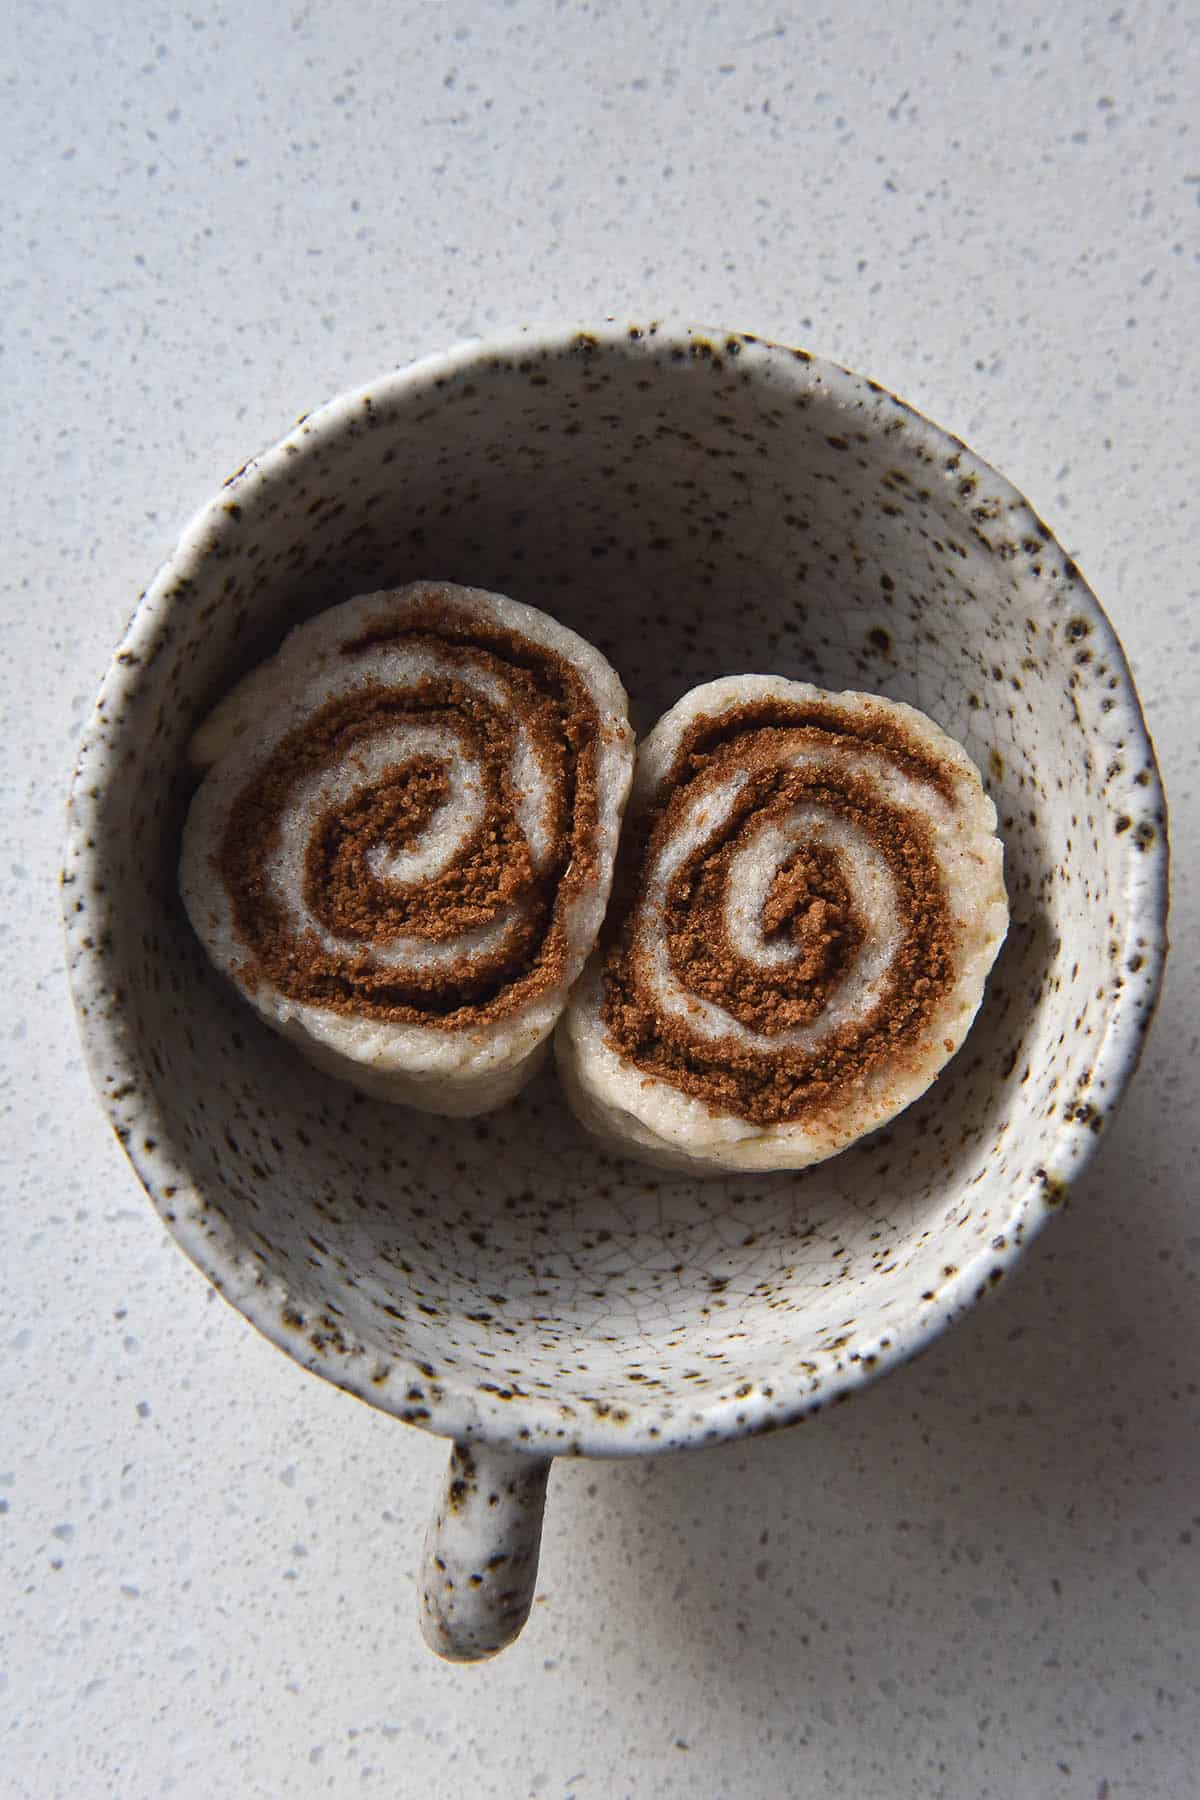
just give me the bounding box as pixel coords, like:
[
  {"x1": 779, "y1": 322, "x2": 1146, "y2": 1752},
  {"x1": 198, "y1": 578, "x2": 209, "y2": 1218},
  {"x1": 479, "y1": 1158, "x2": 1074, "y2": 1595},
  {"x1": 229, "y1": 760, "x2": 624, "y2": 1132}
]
[{"x1": 63, "y1": 322, "x2": 1168, "y2": 1659}]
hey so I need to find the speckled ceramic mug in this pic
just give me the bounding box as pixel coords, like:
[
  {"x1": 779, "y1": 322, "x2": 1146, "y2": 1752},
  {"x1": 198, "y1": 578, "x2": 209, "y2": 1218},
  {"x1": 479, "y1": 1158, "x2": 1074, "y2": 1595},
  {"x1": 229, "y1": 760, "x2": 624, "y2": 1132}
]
[{"x1": 64, "y1": 322, "x2": 1168, "y2": 1661}]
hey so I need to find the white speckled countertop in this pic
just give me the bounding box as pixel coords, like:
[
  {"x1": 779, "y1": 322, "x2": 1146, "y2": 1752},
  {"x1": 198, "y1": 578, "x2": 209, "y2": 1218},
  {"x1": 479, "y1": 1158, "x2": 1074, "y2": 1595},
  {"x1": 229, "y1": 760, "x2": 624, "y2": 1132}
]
[{"x1": 4, "y1": 3, "x2": 1198, "y2": 1794}]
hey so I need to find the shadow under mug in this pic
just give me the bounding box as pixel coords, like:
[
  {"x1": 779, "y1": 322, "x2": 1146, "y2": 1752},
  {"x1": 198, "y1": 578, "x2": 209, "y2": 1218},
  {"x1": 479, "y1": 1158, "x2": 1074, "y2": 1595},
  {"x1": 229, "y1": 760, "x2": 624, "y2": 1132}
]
[{"x1": 63, "y1": 321, "x2": 1168, "y2": 1659}]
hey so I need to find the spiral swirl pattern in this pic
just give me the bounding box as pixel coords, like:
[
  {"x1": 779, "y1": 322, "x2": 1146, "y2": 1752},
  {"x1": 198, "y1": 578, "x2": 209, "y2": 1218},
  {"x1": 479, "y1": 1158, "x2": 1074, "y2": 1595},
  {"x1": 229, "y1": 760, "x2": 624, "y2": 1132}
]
[
  {"x1": 559, "y1": 676, "x2": 1008, "y2": 1173},
  {"x1": 181, "y1": 582, "x2": 633, "y2": 1113}
]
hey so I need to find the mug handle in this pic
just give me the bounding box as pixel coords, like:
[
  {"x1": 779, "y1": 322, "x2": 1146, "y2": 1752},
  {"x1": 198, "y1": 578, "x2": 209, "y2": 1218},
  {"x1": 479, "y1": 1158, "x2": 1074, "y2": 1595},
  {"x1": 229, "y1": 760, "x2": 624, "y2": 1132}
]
[{"x1": 418, "y1": 1440, "x2": 552, "y2": 1661}]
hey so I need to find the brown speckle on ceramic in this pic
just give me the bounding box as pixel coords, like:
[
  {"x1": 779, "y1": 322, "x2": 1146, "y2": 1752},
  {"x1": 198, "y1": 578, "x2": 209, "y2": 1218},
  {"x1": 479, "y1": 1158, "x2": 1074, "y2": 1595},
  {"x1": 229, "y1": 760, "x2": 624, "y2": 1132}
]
[{"x1": 63, "y1": 321, "x2": 1168, "y2": 1661}]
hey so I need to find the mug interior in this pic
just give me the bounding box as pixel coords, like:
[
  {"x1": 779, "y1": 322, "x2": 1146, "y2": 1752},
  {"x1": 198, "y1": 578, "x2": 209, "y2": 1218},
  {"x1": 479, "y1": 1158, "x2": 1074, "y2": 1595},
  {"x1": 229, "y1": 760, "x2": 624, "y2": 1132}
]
[{"x1": 64, "y1": 324, "x2": 1166, "y2": 1453}]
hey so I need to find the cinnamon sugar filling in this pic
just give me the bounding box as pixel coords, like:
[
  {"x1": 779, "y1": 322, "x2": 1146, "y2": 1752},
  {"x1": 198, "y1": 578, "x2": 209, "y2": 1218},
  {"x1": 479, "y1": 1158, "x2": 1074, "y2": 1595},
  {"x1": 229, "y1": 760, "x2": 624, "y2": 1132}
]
[
  {"x1": 216, "y1": 601, "x2": 602, "y2": 1026},
  {"x1": 600, "y1": 706, "x2": 959, "y2": 1126}
]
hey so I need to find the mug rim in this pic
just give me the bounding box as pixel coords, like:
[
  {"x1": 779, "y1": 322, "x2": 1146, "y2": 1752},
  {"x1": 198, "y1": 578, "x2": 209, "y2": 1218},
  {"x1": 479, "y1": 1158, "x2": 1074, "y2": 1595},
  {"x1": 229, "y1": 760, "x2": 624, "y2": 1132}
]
[{"x1": 63, "y1": 318, "x2": 1169, "y2": 1457}]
